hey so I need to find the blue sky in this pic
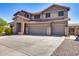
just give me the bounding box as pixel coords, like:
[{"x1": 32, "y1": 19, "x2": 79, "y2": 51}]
[{"x1": 0, "y1": 3, "x2": 79, "y2": 23}]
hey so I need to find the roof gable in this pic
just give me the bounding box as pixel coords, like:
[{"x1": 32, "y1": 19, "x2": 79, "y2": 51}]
[
  {"x1": 41, "y1": 4, "x2": 70, "y2": 13},
  {"x1": 14, "y1": 10, "x2": 31, "y2": 16}
]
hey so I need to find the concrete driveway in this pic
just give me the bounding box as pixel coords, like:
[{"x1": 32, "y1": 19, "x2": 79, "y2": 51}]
[{"x1": 0, "y1": 35, "x2": 65, "y2": 56}]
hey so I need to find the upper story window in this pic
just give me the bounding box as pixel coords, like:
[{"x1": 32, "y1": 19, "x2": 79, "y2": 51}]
[
  {"x1": 26, "y1": 14, "x2": 29, "y2": 18},
  {"x1": 45, "y1": 13, "x2": 50, "y2": 18},
  {"x1": 58, "y1": 11, "x2": 64, "y2": 16},
  {"x1": 34, "y1": 15, "x2": 40, "y2": 19}
]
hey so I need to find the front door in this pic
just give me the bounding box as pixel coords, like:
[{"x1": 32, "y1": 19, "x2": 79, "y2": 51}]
[
  {"x1": 16, "y1": 23, "x2": 21, "y2": 34},
  {"x1": 24, "y1": 23, "x2": 27, "y2": 34}
]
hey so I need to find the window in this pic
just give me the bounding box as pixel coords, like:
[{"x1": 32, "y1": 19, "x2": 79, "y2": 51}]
[
  {"x1": 58, "y1": 11, "x2": 64, "y2": 16},
  {"x1": 45, "y1": 13, "x2": 50, "y2": 18},
  {"x1": 34, "y1": 15, "x2": 40, "y2": 19},
  {"x1": 26, "y1": 15, "x2": 29, "y2": 18}
]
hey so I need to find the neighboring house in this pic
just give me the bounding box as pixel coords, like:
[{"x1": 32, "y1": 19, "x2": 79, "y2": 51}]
[
  {"x1": 69, "y1": 23, "x2": 79, "y2": 35},
  {"x1": 9, "y1": 22, "x2": 14, "y2": 28},
  {"x1": 12, "y1": 4, "x2": 70, "y2": 36}
]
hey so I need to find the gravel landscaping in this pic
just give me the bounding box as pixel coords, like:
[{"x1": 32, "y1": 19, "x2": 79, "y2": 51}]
[{"x1": 51, "y1": 36, "x2": 79, "y2": 56}]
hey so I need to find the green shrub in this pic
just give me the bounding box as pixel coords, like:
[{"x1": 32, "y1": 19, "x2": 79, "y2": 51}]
[
  {"x1": 0, "y1": 26, "x2": 4, "y2": 36},
  {"x1": 5, "y1": 28, "x2": 13, "y2": 35},
  {"x1": 0, "y1": 18, "x2": 8, "y2": 36}
]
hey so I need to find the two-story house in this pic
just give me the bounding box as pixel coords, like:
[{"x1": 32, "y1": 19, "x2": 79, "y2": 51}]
[{"x1": 12, "y1": 4, "x2": 70, "y2": 36}]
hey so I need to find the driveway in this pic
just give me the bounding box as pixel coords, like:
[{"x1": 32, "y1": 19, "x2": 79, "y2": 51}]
[{"x1": 0, "y1": 35, "x2": 65, "y2": 56}]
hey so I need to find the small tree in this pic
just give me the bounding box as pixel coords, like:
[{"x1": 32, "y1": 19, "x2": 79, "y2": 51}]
[
  {"x1": 0, "y1": 18, "x2": 8, "y2": 36},
  {"x1": 0, "y1": 18, "x2": 8, "y2": 26}
]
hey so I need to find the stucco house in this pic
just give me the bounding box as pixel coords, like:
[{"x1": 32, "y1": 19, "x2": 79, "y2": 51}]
[{"x1": 12, "y1": 4, "x2": 70, "y2": 36}]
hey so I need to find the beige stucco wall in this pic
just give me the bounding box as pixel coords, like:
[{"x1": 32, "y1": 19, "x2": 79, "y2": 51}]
[
  {"x1": 69, "y1": 26, "x2": 79, "y2": 35},
  {"x1": 41, "y1": 6, "x2": 68, "y2": 19},
  {"x1": 13, "y1": 22, "x2": 17, "y2": 34},
  {"x1": 74, "y1": 27, "x2": 79, "y2": 35},
  {"x1": 41, "y1": 10, "x2": 68, "y2": 19},
  {"x1": 46, "y1": 25, "x2": 51, "y2": 35},
  {"x1": 65, "y1": 27, "x2": 69, "y2": 36}
]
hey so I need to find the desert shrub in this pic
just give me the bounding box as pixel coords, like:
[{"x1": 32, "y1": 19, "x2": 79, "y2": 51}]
[
  {"x1": 0, "y1": 26, "x2": 4, "y2": 36},
  {"x1": 5, "y1": 28, "x2": 13, "y2": 35}
]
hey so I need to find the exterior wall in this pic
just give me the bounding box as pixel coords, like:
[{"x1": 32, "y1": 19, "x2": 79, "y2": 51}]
[
  {"x1": 42, "y1": 10, "x2": 68, "y2": 19},
  {"x1": 46, "y1": 25, "x2": 51, "y2": 35},
  {"x1": 69, "y1": 26, "x2": 79, "y2": 35},
  {"x1": 13, "y1": 22, "x2": 17, "y2": 34},
  {"x1": 41, "y1": 6, "x2": 68, "y2": 19},
  {"x1": 65, "y1": 27, "x2": 69, "y2": 36}
]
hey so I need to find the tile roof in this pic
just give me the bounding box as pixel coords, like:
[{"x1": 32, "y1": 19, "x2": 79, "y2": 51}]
[{"x1": 13, "y1": 4, "x2": 70, "y2": 16}]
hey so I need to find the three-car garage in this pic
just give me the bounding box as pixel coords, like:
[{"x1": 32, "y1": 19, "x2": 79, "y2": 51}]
[{"x1": 27, "y1": 22, "x2": 66, "y2": 36}]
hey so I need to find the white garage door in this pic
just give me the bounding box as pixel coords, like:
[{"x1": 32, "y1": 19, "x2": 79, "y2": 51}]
[
  {"x1": 28, "y1": 26, "x2": 47, "y2": 35},
  {"x1": 52, "y1": 24, "x2": 65, "y2": 35}
]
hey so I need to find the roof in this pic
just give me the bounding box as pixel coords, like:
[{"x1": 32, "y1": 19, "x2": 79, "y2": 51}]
[
  {"x1": 9, "y1": 22, "x2": 14, "y2": 26},
  {"x1": 69, "y1": 23, "x2": 79, "y2": 26},
  {"x1": 14, "y1": 10, "x2": 32, "y2": 16},
  {"x1": 27, "y1": 18, "x2": 70, "y2": 24},
  {"x1": 13, "y1": 4, "x2": 70, "y2": 16},
  {"x1": 11, "y1": 18, "x2": 70, "y2": 25},
  {"x1": 32, "y1": 4, "x2": 70, "y2": 15},
  {"x1": 41, "y1": 4, "x2": 70, "y2": 13},
  {"x1": 13, "y1": 15, "x2": 30, "y2": 21},
  {"x1": 30, "y1": 18, "x2": 70, "y2": 21}
]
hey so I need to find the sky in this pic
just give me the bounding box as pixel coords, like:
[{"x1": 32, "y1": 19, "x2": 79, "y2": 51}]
[{"x1": 0, "y1": 3, "x2": 79, "y2": 23}]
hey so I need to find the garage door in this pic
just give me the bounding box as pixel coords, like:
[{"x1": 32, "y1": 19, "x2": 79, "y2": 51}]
[
  {"x1": 28, "y1": 26, "x2": 47, "y2": 35},
  {"x1": 52, "y1": 24, "x2": 65, "y2": 35}
]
